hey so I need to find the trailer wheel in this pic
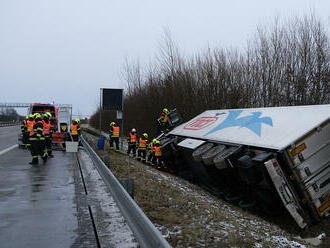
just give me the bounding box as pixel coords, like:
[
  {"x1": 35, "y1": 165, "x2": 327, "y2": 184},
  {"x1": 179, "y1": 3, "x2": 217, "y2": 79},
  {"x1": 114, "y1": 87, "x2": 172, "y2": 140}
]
[
  {"x1": 202, "y1": 145, "x2": 226, "y2": 165},
  {"x1": 192, "y1": 143, "x2": 214, "y2": 162},
  {"x1": 213, "y1": 146, "x2": 239, "y2": 170}
]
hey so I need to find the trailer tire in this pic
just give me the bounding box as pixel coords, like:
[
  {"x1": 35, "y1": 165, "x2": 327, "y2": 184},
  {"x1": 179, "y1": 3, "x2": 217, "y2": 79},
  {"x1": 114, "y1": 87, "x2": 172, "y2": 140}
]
[
  {"x1": 213, "y1": 146, "x2": 238, "y2": 170},
  {"x1": 202, "y1": 145, "x2": 226, "y2": 165},
  {"x1": 192, "y1": 143, "x2": 214, "y2": 162}
]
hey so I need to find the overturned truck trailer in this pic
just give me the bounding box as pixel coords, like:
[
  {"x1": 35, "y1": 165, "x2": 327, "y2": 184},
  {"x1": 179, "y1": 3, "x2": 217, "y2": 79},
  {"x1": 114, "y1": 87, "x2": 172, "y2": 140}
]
[{"x1": 161, "y1": 105, "x2": 330, "y2": 228}]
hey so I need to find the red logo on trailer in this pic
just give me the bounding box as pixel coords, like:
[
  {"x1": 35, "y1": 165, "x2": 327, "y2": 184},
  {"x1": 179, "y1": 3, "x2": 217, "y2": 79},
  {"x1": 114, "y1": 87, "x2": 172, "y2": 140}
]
[{"x1": 183, "y1": 117, "x2": 219, "y2": 130}]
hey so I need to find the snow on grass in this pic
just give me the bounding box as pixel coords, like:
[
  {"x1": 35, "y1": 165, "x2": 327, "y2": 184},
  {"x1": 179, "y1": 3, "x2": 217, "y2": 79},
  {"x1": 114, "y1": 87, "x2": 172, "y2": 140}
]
[{"x1": 79, "y1": 150, "x2": 138, "y2": 248}]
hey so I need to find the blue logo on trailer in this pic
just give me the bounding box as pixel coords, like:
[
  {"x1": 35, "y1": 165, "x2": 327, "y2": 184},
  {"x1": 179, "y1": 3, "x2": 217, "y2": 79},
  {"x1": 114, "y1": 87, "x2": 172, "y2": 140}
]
[{"x1": 204, "y1": 110, "x2": 273, "y2": 136}]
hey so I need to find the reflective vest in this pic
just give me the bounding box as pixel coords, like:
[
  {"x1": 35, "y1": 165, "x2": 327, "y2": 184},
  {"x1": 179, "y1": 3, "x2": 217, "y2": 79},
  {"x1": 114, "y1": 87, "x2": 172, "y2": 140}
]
[
  {"x1": 34, "y1": 121, "x2": 45, "y2": 140},
  {"x1": 139, "y1": 138, "x2": 147, "y2": 149},
  {"x1": 42, "y1": 120, "x2": 51, "y2": 135},
  {"x1": 149, "y1": 143, "x2": 154, "y2": 152},
  {"x1": 21, "y1": 120, "x2": 27, "y2": 133},
  {"x1": 112, "y1": 126, "x2": 120, "y2": 137},
  {"x1": 71, "y1": 124, "x2": 78, "y2": 135},
  {"x1": 154, "y1": 146, "x2": 162, "y2": 157},
  {"x1": 129, "y1": 132, "x2": 137, "y2": 143},
  {"x1": 161, "y1": 113, "x2": 168, "y2": 123},
  {"x1": 27, "y1": 120, "x2": 35, "y2": 136}
]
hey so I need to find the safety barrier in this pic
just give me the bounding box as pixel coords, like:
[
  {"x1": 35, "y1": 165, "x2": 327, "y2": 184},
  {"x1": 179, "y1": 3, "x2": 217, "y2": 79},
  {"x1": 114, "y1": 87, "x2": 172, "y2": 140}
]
[
  {"x1": 81, "y1": 135, "x2": 171, "y2": 248},
  {"x1": 0, "y1": 122, "x2": 20, "y2": 127}
]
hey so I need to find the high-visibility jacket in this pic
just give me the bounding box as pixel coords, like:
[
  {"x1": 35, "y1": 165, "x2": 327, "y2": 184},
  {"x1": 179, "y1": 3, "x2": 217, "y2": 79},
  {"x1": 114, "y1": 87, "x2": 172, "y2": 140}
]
[
  {"x1": 138, "y1": 138, "x2": 148, "y2": 149},
  {"x1": 112, "y1": 126, "x2": 120, "y2": 137},
  {"x1": 71, "y1": 124, "x2": 78, "y2": 135},
  {"x1": 42, "y1": 120, "x2": 52, "y2": 136},
  {"x1": 21, "y1": 120, "x2": 27, "y2": 133},
  {"x1": 129, "y1": 132, "x2": 137, "y2": 143},
  {"x1": 27, "y1": 120, "x2": 35, "y2": 136},
  {"x1": 148, "y1": 143, "x2": 154, "y2": 152},
  {"x1": 31, "y1": 121, "x2": 44, "y2": 141},
  {"x1": 154, "y1": 146, "x2": 162, "y2": 157},
  {"x1": 160, "y1": 113, "x2": 168, "y2": 123}
]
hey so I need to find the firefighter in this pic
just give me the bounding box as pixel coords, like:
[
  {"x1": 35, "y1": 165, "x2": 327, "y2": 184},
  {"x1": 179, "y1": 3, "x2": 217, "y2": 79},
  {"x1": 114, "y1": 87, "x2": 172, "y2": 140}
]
[
  {"x1": 75, "y1": 119, "x2": 82, "y2": 146},
  {"x1": 153, "y1": 140, "x2": 163, "y2": 169},
  {"x1": 109, "y1": 122, "x2": 120, "y2": 151},
  {"x1": 76, "y1": 119, "x2": 81, "y2": 135},
  {"x1": 43, "y1": 112, "x2": 53, "y2": 157},
  {"x1": 26, "y1": 114, "x2": 35, "y2": 149},
  {"x1": 147, "y1": 138, "x2": 157, "y2": 166},
  {"x1": 70, "y1": 120, "x2": 79, "y2": 142},
  {"x1": 158, "y1": 108, "x2": 170, "y2": 134},
  {"x1": 21, "y1": 116, "x2": 29, "y2": 148},
  {"x1": 137, "y1": 133, "x2": 148, "y2": 163},
  {"x1": 29, "y1": 114, "x2": 47, "y2": 165},
  {"x1": 127, "y1": 128, "x2": 137, "y2": 157}
]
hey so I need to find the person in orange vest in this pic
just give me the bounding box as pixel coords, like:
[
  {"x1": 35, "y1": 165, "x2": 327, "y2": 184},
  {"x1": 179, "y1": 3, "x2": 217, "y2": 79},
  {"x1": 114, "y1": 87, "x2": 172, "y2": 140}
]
[
  {"x1": 127, "y1": 128, "x2": 137, "y2": 157},
  {"x1": 157, "y1": 108, "x2": 170, "y2": 135},
  {"x1": 26, "y1": 114, "x2": 35, "y2": 149},
  {"x1": 43, "y1": 112, "x2": 53, "y2": 157},
  {"x1": 137, "y1": 133, "x2": 148, "y2": 163},
  {"x1": 109, "y1": 122, "x2": 120, "y2": 151},
  {"x1": 21, "y1": 115, "x2": 29, "y2": 148},
  {"x1": 29, "y1": 114, "x2": 47, "y2": 165},
  {"x1": 153, "y1": 140, "x2": 163, "y2": 169},
  {"x1": 147, "y1": 138, "x2": 157, "y2": 166},
  {"x1": 70, "y1": 120, "x2": 79, "y2": 142}
]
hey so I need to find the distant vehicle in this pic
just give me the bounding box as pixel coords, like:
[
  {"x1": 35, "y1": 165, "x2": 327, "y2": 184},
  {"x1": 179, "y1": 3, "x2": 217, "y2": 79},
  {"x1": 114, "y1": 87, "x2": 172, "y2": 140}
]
[
  {"x1": 159, "y1": 105, "x2": 330, "y2": 229},
  {"x1": 18, "y1": 103, "x2": 72, "y2": 149}
]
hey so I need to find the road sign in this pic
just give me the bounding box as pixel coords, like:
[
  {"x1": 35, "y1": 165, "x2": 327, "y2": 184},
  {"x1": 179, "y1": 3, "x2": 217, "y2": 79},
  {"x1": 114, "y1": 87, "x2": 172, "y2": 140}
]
[{"x1": 101, "y1": 88, "x2": 123, "y2": 110}]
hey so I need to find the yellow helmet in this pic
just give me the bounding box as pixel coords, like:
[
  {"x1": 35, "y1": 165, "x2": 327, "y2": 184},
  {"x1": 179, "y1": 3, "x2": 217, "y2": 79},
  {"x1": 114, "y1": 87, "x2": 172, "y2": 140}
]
[
  {"x1": 163, "y1": 108, "x2": 169, "y2": 114},
  {"x1": 75, "y1": 119, "x2": 80, "y2": 123},
  {"x1": 143, "y1": 133, "x2": 148, "y2": 139},
  {"x1": 46, "y1": 112, "x2": 52, "y2": 117},
  {"x1": 152, "y1": 138, "x2": 157, "y2": 143}
]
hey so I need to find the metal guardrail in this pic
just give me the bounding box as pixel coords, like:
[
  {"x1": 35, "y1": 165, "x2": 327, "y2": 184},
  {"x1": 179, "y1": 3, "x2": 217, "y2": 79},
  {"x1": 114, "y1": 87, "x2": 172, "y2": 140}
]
[
  {"x1": 81, "y1": 135, "x2": 171, "y2": 248},
  {"x1": 0, "y1": 102, "x2": 72, "y2": 108},
  {"x1": 0, "y1": 122, "x2": 20, "y2": 127}
]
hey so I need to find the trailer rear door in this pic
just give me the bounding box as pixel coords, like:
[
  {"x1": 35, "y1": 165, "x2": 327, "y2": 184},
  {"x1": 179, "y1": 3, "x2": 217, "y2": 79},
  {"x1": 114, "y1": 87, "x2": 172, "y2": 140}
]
[{"x1": 287, "y1": 121, "x2": 330, "y2": 217}]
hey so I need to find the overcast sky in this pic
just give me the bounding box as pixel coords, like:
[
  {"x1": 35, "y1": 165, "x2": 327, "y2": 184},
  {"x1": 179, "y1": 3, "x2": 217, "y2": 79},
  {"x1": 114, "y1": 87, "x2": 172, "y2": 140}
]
[{"x1": 0, "y1": 0, "x2": 329, "y2": 117}]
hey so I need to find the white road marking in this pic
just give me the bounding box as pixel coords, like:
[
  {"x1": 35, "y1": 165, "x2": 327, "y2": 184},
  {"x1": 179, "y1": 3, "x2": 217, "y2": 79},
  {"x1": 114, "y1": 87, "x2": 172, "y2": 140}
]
[{"x1": 0, "y1": 144, "x2": 18, "y2": 156}]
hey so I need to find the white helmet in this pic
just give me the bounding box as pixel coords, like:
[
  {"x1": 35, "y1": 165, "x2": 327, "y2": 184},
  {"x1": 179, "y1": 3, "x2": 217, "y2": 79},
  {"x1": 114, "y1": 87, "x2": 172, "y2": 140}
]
[{"x1": 131, "y1": 128, "x2": 136, "y2": 133}]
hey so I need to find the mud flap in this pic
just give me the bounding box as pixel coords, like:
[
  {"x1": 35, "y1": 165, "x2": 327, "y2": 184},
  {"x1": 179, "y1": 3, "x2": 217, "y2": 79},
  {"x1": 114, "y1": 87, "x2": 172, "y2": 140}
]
[{"x1": 264, "y1": 159, "x2": 307, "y2": 229}]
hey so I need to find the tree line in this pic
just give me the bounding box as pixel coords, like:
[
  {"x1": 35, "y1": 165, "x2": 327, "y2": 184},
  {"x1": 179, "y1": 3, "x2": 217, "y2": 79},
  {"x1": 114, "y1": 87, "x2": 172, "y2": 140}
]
[
  {"x1": 0, "y1": 108, "x2": 23, "y2": 122},
  {"x1": 90, "y1": 14, "x2": 330, "y2": 137}
]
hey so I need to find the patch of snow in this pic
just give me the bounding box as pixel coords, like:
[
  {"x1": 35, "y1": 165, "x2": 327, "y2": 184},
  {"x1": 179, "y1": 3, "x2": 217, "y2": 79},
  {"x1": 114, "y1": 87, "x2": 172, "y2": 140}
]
[
  {"x1": 295, "y1": 233, "x2": 326, "y2": 247},
  {"x1": 268, "y1": 235, "x2": 306, "y2": 248},
  {"x1": 79, "y1": 151, "x2": 138, "y2": 248}
]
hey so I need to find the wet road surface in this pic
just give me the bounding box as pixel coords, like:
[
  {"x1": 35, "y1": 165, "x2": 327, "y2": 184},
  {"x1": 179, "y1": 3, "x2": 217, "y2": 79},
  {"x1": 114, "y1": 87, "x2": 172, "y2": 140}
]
[
  {"x1": 0, "y1": 125, "x2": 20, "y2": 151},
  {"x1": 0, "y1": 147, "x2": 79, "y2": 248}
]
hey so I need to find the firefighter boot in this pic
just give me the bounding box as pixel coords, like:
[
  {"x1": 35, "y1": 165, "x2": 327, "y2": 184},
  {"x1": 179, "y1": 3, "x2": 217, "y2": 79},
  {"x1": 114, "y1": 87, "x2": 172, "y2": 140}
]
[
  {"x1": 42, "y1": 153, "x2": 48, "y2": 163},
  {"x1": 29, "y1": 157, "x2": 38, "y2": 165},
  {"x1": 48, "y1": 150, "x2": 54, "y2": 158}
]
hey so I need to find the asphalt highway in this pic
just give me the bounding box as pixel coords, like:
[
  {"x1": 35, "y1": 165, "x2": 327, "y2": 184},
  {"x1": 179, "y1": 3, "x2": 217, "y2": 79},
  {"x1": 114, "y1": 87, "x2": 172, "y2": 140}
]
[
  {"x1": 0, "y1": 125, "x2": 20, "y2": 150},
  {"x1": 0, "y1": 127, "x2": 92, "y2": 248}
]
